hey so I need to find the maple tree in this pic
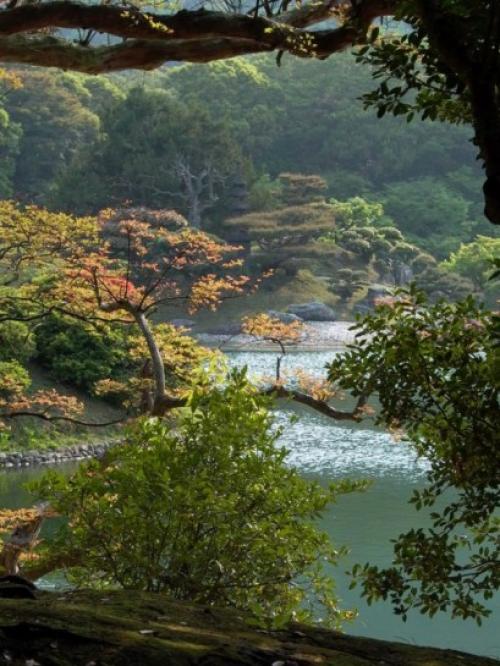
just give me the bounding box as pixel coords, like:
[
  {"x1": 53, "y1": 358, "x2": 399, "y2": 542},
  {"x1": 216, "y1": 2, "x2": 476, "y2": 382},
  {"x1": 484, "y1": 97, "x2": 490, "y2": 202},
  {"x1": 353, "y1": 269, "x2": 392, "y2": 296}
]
[{"x1": 0, "y1": 201, "x2": 260, "y2": 422}]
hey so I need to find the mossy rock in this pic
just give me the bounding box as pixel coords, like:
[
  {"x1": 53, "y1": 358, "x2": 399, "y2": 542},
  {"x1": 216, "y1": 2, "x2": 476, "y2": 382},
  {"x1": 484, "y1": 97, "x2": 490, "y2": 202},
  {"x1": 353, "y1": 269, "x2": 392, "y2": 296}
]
[{"x1": 0, "y1": 590, "x2": 496, "y2": 665}]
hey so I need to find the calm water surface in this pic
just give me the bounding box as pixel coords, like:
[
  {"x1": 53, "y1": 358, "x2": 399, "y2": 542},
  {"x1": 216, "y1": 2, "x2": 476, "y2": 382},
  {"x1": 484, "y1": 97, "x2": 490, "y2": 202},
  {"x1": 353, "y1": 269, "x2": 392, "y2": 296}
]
[{"x1": 1, "y1": 349, "x2": 498, "y2": 658}]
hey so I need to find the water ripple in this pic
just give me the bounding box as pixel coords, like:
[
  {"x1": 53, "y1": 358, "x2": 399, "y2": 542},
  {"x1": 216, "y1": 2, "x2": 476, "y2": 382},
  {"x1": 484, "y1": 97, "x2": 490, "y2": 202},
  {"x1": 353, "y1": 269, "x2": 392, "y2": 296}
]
[{"x1": 228, "y1": 350, "x2": 430, "y2": 479}]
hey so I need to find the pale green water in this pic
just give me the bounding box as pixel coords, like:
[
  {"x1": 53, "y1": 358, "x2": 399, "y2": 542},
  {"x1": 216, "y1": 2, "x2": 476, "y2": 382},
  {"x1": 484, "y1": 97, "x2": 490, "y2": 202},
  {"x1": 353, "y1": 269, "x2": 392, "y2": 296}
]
[{"x1": 1, "y1": 349, "x2": 498, "y2": 658}]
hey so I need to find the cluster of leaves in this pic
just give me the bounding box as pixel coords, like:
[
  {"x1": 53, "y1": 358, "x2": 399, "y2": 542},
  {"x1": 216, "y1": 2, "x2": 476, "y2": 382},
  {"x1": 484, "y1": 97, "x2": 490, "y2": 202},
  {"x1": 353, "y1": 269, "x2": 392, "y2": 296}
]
[
  {"x1": 31, "y1": 369, "x2": 362, "y2": 628},
  {"x1": 35, "y1": 315, "x2": 130, "y2": 393},
  {"x1": 441, "y1": 235, "x2": 500, "y2": 296},
  {"x1": 328, "y1": 288, "x2": 499, "y2": 622}
]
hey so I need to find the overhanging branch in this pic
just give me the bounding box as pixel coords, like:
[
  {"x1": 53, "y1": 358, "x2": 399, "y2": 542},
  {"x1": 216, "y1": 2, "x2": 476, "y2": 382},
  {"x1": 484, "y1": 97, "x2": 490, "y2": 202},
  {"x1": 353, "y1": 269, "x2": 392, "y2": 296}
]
[{"x1": 0, "y1": 0, "x2": 396, "y2": 72}]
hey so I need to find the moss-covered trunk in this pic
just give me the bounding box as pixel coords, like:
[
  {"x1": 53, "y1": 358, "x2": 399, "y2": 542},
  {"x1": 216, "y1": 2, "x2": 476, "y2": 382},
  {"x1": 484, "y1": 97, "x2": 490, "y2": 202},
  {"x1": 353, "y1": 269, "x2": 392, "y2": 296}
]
[{"x1": 0, "y1": 590, "x2": 496, "y2": 665}]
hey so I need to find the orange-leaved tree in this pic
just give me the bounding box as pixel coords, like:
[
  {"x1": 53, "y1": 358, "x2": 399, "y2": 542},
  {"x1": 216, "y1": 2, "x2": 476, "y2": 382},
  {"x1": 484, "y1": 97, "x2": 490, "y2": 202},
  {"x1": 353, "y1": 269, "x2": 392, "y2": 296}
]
[{"x1": 0, "y1": 201, "x2": 260, "y2": 421}]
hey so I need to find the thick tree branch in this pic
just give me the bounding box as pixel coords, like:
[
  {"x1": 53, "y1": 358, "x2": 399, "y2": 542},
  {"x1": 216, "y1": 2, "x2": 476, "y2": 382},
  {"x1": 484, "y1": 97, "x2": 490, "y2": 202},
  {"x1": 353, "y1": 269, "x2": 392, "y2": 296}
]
[
  {"x1": 0, "y1": 1, "x2": 396, "y2": 72},
  {"x1": 266, "y1": 384, "x2": 367, "y2": 421},
  {"x1": 0, "y1": 411, "x2": 125, "y2": 427}
]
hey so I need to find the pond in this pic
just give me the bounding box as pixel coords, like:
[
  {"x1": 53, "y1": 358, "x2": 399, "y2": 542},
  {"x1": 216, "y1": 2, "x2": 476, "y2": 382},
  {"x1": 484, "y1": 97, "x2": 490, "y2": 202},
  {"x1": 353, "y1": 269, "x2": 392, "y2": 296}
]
[{"x1": 1, "y1": 349, "x2": 498, "y2": 659}]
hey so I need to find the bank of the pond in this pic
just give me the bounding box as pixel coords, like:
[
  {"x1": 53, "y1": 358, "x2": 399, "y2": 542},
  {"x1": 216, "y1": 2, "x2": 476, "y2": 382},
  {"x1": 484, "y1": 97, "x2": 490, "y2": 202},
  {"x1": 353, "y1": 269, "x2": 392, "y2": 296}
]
[
  {"x1": 0, "y1": 590, "x2": 497, "y2": 666},
  {"x1": 0, "y1": 440, "x2": 118, "y2": 468}
]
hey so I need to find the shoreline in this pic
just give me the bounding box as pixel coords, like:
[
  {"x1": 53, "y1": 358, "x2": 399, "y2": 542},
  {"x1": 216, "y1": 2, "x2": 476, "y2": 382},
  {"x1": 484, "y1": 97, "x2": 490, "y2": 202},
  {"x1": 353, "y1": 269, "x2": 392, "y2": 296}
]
[
  {"x1": 0, "y1": 440, "x2": 118, "y2": 469},
  {"x1": 0, "y1": 325, "x2": 356, "y2": 468},
  {"x1": 195, "y1": 320, "x2": 357, "y2": 352}
]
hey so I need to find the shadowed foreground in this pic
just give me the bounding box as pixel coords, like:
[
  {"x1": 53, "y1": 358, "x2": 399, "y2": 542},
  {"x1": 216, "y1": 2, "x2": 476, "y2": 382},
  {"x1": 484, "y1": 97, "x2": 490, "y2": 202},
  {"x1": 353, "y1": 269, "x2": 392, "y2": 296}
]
[{"x1": 0, "y1": 590, "x2": 496, "y2": 665}]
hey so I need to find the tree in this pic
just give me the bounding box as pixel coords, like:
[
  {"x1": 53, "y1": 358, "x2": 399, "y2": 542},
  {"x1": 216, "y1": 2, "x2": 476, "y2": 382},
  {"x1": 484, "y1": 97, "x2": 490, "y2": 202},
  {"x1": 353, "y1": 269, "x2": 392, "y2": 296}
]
[
  {"x1": 441, "y1": 236, "x2": 500, "y2": 289},
  {"x1": 382, "y1": 178, "x2": 474, "y2": 255},
  {"x1": 10, "y1": 369, "x2": 362, "y2": 628},
  {"x1": 0, "y1": 2, "x2": 498, "y2": 225},
  {"x1": 0, "y1": 201, "x2": 257, "y2": 421},
  {"x1": 224, "y1": 173, "x2": 338, "y2": 279},
  {"x1": 327, "y1": 289, "x2": 499, "y2": 622},
  {"x1": 4, "y1": 69, "x2": 101, "y2": 202},
  {"x1": 54, "y1": 86, "x2": 241, "y2": 222}
]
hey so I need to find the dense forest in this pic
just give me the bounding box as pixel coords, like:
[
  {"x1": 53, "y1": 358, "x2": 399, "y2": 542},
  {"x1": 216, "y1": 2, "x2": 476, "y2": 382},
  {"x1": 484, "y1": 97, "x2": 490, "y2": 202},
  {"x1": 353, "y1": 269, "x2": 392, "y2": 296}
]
[{"x1": 1, "y1": 56, "x2": 499, "y2": 317}]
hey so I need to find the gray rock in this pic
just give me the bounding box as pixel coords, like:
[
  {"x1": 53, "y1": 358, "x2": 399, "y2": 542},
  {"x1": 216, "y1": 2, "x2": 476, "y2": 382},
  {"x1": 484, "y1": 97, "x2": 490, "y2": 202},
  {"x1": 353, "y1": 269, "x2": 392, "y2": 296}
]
[
  {"x1": 267, "y1": 310, "x2": 303, "y2": 324},
  {"x1": 170, "y1": 318, "x2": 196, "y2": 329},
  {"x1": 286, "y1": 302, "x2": 336, "y2": 322}
]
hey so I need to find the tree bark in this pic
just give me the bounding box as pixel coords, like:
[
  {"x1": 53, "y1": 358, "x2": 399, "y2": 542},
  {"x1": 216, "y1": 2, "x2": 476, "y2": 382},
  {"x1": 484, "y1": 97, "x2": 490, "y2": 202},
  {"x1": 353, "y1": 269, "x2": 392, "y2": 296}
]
[{"x1": 134, "y1": 310, "x2": 167, "y2": 415}]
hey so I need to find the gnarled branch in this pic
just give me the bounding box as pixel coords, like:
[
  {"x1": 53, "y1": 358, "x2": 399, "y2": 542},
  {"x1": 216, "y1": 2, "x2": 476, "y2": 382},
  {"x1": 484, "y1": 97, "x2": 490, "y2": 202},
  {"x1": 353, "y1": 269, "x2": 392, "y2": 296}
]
[{"x1": 0, "y1": 0, "x2": 396, "y2": 73}]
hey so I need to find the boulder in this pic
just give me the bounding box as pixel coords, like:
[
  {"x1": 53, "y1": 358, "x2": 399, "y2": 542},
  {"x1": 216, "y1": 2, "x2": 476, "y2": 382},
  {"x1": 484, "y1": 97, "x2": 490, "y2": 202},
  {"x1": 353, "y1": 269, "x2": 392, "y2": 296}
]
[
  {"x1": 267, "y1": 310, "x2": 303, "y2": 324},
  {"x1": 286, "y1": 301, "x2": 336, "y2": 321}
]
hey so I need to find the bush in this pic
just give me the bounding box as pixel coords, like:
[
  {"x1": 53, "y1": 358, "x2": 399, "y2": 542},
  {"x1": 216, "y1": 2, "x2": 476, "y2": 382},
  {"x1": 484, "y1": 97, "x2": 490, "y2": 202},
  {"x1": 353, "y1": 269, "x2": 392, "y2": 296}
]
[
  {"x1": 341, "y1": 236, "x2": 372, "y2": 258},
  {"x1": 379, "y1": 226, "x2": 404, "y2": 242},
  {"x1": 411, "y1": 252, "x2": 437, "y2": 274},
  {"x1": 35, "y1": 315, "x2": 128, "y2": 391},
  {"x1": 0, "y1": 321, "x2": 36, "y2": 364},
  {"x1": 0, "y1": 360, "x2": 30, "y2": 399},
  {"x1": 33, "y1": 369, "x2": 361, "y2": 627}
]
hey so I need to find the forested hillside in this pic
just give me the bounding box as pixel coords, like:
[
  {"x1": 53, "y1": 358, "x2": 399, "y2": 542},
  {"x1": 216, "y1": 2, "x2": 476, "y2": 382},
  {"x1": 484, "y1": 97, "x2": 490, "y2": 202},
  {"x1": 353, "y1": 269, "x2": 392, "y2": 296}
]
[{"x1": 1, "y1": 56, "x2": 498, "y2": 314}]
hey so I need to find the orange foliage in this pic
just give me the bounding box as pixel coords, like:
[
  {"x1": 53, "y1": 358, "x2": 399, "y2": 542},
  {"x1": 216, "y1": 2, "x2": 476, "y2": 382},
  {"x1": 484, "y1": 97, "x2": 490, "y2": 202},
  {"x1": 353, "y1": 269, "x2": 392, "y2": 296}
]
[
  {"x1": 241, "y1": 313, "x2": 305, "y2": 343},
  {"x1": 295, "y1": 370, "x2": 337, "y2": 402}
]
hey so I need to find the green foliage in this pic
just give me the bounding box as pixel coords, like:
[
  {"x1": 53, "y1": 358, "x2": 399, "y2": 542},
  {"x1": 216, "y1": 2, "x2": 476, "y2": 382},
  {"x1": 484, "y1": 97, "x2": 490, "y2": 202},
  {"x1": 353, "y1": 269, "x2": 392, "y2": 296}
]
[
  {"x1": 355, "y1": 23, "x2": 471, "y2": 126},
  {"x1": 328, "y1": 289, "x2": 499, "y2": 622},
  {"x1": 0, "y1": 360, "x2": 30, "y2": 399},
  {"x1": 0, "y1": 107, "x2": 21, "y2": 198},
  {"x1": 248, "y1": 173, "x2": 282, "y2": 211},
  {"x1": 35, "y1": 315, "x2": 129, "y2": 392},
  {"x1": 32, "y1": 369, "x2": 361, "y2": 628},
  {"x1": 4, "y1": 70, "x2": 101, "y2": 201},
  {"x1": 414, "y1": 266, "x2": 476, "y2": 302},
  {"x1": 329, "y1": 197, "x2": 385, "y2": 229},
  {"x1": 332, "y1": 268, "x2": 368, "y2": 301},
  {"x1": 382, "y1": 178, "x2": 473, "y2": 253},
  {"x1": 441, "y1": 236, "x2": 500, "y2": 289},
  {"x1": 0, "y1": 321, "x2": 36, "y2": 364},
  {"x1": 53, "y1": 86, "x2": 241, "y2": 218}
]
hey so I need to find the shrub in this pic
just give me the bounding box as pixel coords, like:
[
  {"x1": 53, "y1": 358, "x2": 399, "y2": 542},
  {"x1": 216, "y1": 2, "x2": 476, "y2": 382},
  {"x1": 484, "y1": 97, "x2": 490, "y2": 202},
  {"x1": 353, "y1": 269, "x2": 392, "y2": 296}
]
[
  {"x1": 411, "y1": 252, "x2": 437, "y2": 274},
  {"x1": 35, "y1": 315, "x2": 128, "y2": 391},
  {"x1": 33, "y1": 369, "x2": 361, "y2": 627},
  {"x1": 379, "y1": 226, "x2": 404, "y2": 242},
  {"x1": 0, "y1": 360, "x2": 30, "y2": 399},
  {"x1": 0, "y1": 321, "x2": 36, "y2": 364}
]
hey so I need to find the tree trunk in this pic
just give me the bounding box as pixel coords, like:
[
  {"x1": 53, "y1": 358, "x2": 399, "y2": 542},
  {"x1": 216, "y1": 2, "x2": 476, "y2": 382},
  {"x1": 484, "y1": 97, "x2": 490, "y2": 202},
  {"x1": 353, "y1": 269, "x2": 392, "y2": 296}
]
[
  {"x1": 469, "y1": 76, "x2": 500, "y2": 226},
  {"x1": 134, "y1": 310, "x2": 167, "y2": 415}
]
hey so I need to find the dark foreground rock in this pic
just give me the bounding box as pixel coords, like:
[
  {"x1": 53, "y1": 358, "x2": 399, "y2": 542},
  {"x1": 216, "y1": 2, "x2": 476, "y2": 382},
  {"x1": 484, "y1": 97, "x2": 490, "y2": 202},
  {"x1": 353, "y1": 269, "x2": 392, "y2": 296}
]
[{"x1": 0, "y1": 590, "x2": 495, "y2": 665}]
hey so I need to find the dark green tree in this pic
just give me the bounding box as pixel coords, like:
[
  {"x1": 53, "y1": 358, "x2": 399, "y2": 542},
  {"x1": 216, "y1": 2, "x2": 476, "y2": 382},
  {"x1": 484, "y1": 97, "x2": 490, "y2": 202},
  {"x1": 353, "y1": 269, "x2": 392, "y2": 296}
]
[{"x1": 328, "y1": 289, "x2": 499, "y2": 622}]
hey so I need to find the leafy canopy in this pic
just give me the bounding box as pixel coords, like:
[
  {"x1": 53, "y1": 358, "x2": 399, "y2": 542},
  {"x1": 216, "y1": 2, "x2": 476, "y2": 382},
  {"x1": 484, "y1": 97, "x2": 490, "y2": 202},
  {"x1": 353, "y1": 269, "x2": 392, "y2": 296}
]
[
  {"x1": 328, "y1": 289, "x2": 499, "y2": 622},
  {"x1": 32, "y1": 368, "x2": 363, "y2": 628}
]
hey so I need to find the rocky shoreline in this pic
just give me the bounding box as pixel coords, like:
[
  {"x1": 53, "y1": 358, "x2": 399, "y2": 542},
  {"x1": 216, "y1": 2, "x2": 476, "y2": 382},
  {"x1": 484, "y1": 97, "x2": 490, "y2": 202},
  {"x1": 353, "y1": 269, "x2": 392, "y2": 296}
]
[{"x1": 0, "y1": 440, "x2": 118, "y2": 469}]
